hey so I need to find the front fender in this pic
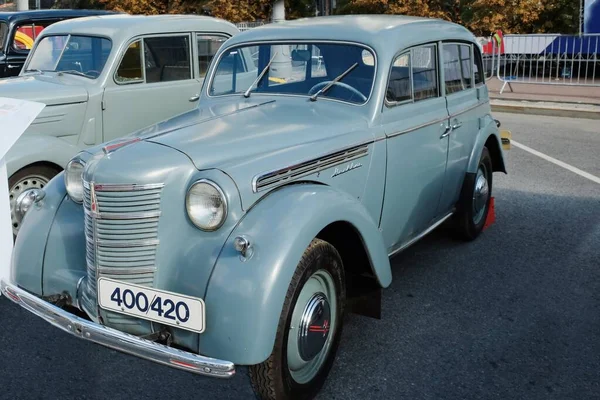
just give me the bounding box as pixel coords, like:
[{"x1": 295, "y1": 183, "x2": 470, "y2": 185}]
[
  {"x1": 200, "y1": 184, "x2": 391, "y2": 365},
  {"x1": 5, "y1": 135, "x2": 79, "y2": 177},
  {"x1": 467, "y1": 116, "x2": 507, "y2": 174}
]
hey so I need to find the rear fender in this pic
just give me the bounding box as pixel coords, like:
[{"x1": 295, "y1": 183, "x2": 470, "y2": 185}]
[
  {"x1": 200, "y1": 183, "x2": 391, "y2": 365},
  {"x1": 468, "y1": 116, "x2": 507, "y2": 174}
]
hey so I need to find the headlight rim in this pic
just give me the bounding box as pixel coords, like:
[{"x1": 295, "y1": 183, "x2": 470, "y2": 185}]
[
  {"x1": 185, "y1": 178, "x2": 228, "y2": 231},
  {"x1": 65, "y1": 158, "x2": 85, "y2": 204}
]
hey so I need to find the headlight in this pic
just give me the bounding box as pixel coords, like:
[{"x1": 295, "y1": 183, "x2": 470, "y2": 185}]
[
  {"x1": 186, "y1": 179, "x2": 227, "y2": 231},
  {"x1": 65, "y1": 159, "x2": 85, "y2": 203}
]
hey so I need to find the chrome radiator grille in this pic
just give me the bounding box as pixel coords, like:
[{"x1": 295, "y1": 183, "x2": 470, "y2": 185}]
[{"x1": 81, "y1": 181, "x2": 164, "y2": 322}]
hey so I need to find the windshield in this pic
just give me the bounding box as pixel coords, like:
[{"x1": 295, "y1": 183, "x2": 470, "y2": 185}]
[
  {"x1": 25, "y1": 34, "x2": 112, "y2": 79},
  {"x1": 209, "y1": 42, "x2": 376, "y2": 104},
  {"x1": 0, "y1": 22, "x2": 7, "y2": 53}
]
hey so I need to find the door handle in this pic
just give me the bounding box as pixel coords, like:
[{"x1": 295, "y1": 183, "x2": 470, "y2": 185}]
[
  {"x1": 189, "y1": 95, "x2": 200, "y2": 102},
  {"x1": 440, "y1": 125, "x2": 451, "y2": 139},
  {"x1": 451, "y1": 121, "x2": 462, "y2": 130},
  {"x1": 7, "y1": 64, "x2": 20, "y2": 69}
]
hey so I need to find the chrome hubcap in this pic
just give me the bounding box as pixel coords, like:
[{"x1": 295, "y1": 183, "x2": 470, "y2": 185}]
[
  {"x1": 472, "y1": 165, "x2": 489, "y2": 225},
  {"x1": 9, "y1": 175, "x2": 48, "y2": 236},
  {"x1": 287, "y1": 269, "x2": 337, "y2": 384}
]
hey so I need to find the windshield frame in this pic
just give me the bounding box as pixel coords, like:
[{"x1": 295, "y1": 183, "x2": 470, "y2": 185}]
[
  {"x1": 205, "y1": 39, "x2": 378, "y2": 107},
  {"x1": 23, "y1": 33, "x2": 113, "y2": 79}
]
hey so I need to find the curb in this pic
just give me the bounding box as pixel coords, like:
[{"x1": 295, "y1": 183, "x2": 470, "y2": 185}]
[{"x1": 490, "y1": 100, "x2": 600, "y2": 120}]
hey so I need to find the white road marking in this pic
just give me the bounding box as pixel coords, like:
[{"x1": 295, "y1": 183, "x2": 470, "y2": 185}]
[{"x1": 512, "y1": 140, "x2": 600, "y2": 185}]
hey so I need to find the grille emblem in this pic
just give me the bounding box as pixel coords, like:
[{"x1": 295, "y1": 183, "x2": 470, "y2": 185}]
[{"x1": 90, "y1": 182, "x2": 98, "y2": 213}]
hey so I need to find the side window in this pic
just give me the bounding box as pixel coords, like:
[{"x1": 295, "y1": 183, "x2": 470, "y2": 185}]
[
  {"x1": 386, "y1": 44, "x2": 439, "y2": 105},
  {"x1": 386, "y1": 52, "x2": 411, "y2": 103},
  {"x1": 115, "y1": 40, "x2": 143, "y2": 83},
  {"x1": 412, "y1": 44, "x2": 438, "y2": 101},
  {"x1": 443, "y1": 43, "x2": 473, "y2": 95},
  {"x1": 197, "y1": 35, "x2": 227, "y2": 78},
  {"x1": 144, "y1": 35, "x2": 191, "y2": 83},
  {"x1": 473, "y1": 45, "x2": 485, "y2": 85},
  {"x1": 12, "y1": 21, "x2": 52, "y2": 51}
]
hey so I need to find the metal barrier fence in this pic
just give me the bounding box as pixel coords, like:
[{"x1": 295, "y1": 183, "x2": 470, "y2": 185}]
[
  {"x1": 235, "y1": 21, "x2": 267, "y2": 31},
  {"x1": 486, "y1": 34, "x2": 600, "y2": 93}
]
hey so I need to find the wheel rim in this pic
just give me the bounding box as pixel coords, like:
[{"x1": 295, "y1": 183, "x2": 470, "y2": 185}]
[
  {"x1": 9, "y1": 175, "x2": 49, "y2": 236},
  {"x1": 287, "y1": 269, "x2": 337, "y2": 384},
  {"x1": 472, "y1": 164, "x2": 489, "y2": 225}
]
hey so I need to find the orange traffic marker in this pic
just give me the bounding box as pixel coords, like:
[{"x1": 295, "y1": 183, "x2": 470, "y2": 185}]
[{"x1": 483, "y1": 197, "x2": 496, "y2": 230}]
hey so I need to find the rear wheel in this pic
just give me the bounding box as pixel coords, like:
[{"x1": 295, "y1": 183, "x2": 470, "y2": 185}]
[
  {"x1": 9, "y1": 165, "x2": 61, "y2": 236},
  {"x1": 452, "y1": 147, "x2": 493, "y2": 241},
  {"x1": 249, "y1": 239, "x2": 346, "y2": 400}
]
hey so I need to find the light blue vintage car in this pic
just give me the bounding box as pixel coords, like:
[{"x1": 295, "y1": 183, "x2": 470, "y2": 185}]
[{"x1": 3, "y1": 15, "x2": 508, "y2": 400}]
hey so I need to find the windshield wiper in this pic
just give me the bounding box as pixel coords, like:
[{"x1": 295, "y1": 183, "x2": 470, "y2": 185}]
[
  {"x1": 243, "y1": 51, "x2": 278, "y2": 98},
  {"x1": 58, "y1": 70, "x2": 93, "y2": 79},
  {"x1": 310, "y1": 62, "x2": 358, "y2": 102},
  {"x1": 23, "y1": 68, "x2": 42, "y2": 73}
]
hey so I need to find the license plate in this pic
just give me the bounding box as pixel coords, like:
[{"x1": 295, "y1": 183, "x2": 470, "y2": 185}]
[{"x1": 97, "y1": 278, "x2": 205, "y2": 333}]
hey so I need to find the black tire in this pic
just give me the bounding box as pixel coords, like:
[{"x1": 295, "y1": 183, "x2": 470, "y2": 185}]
[
  {"x1": 249, "y1": 239, "x2": 346, "y2": 400},
  {"x1": 452, "y1": 146, "x2": 493, "y2": 241},
  {"x1": 8, "y1": 164, "x2": 61, "y2": 236}
]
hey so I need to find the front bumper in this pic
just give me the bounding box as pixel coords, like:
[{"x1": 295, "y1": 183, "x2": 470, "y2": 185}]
[{"x1": 0, "y1": 279, "x2": 236, "y2": 378}]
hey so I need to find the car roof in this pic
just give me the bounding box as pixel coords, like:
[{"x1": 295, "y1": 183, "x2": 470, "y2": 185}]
[
  {"x1": 0, "y1": 9, "x2": 118, "y2": 24},
  {"x1": 36, "y1": 14, "x2": 239, "y2": 39},
  {"x1": 224, "y1": 15, "x2": 477, "y2": 61}
]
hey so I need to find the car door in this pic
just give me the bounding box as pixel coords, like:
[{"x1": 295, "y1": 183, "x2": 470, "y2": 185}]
[
  {"x1": 436, "y1": 42, "x2": 486, "y2": 215},
  {"x1": 102, "y1": 33, "x2": 227, "y2": 142},
  {"x1": 379, "y1": 43, "x2": 451, "y2": 253}
]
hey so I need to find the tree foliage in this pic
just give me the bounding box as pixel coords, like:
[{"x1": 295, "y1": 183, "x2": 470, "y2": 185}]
[{"x1": 55, "y1": 0, "x2": 582, "y2": 35}]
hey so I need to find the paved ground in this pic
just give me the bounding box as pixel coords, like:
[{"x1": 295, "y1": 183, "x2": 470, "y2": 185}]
[{"x1": 1, "y1": 112, "x2": 599, "y2": 400}]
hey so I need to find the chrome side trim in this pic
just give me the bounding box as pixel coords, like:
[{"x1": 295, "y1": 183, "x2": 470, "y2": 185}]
[
  {"x1": 1, "y1": 280, "x2": 236, "y2": 378},
  {"x1": 449, "y1": 101, "x2": 488, "y2": 119},
  {"x1": 83, "y1": 181, "x2": 165, "y2": 192},
  {"x1": 388, "y1": 211, "x2": 454, "y2": 258},
  {"x1": 252, "y1": 141, "x2": 371, "y2": 193},
  {"x1": 387, "y1": 116, "x2": 448, "y2": 139},
  {"x1": 84, "y1": 208, "x2": 161, "y2": 220}
]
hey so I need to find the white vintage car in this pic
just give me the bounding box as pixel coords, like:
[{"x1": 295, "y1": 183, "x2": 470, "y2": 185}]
[{"x1": 0, "y1": 14, "x2": 239, "y2": 236}]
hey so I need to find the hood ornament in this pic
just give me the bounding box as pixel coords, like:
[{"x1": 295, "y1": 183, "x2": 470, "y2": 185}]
[{"x1": 102, "y1": 137, "x2": 141, "y2": 155}]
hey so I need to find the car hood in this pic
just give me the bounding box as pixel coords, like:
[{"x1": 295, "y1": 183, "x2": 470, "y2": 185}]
[
  {"x1": 0, "y1": 74, "x2": 89, "y2": 106},
  {"x1": 137, "y1": 97, "x2": 371, "y2": 172}
]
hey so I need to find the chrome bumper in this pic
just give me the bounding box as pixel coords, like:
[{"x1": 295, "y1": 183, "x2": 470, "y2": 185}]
[{"x1": 0, "y1": 280, "x2": 235, "y2": 378}]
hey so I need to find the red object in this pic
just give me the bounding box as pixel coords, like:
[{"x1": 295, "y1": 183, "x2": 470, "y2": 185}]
[{"x1": 483, "y1": 197, "x2": 496, "y2": 230}]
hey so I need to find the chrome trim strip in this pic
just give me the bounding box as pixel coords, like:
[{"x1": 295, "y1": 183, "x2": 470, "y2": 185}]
[
  {"x1": 387, "y1": 116, "x2": 449, "y2": 139},
  {"x1": 86, "y1": 235, "x2": 160, "y2": 248},
  {"x1": 83, "y1": 181, "x2": 165, "y2": 192},
  {"x1": 449, "y1": 101, "x2": 488, "y2": 119},
  {"x1": 388, "y1": 211, "x2": 454, "y2": 258},
  {"x1": 75, "y1": 276, "x2": 85, "y2": 311},
  {"x1": 0, "y1": 280, "x2": 236, "y2": 378},
  {"x1": 97, "y1": 267, "x2": 157, "y2": 275},
  {"x1": 84, "y1": 208, "x2": 161, "y2": 220},
  {"x1": 252, "y1": 141, "x2": 371, "y2": 193}
]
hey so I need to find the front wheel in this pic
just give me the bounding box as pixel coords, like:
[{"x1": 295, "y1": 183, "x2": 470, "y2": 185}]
[
  {"x1": 249, "y1": 239, "x2": 346, "y2": 400},
  {"x1": 9, "y1": 164, "x2": 61, "y2": 237}
]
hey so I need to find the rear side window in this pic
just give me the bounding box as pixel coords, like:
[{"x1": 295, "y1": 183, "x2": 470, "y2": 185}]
[
  {"x1": 443, "y1": 43, "x2": 473, "y2": 95},
  {"x1": 386, "y1": 43, "x2": 439, "y2": 104},
  {"x1": 473, "y1": 46, "x2": 485, "y2": 85}
]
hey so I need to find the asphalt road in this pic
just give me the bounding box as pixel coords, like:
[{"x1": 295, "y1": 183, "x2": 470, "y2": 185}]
[{"x1": 1, "y1": 112, "x2": 599, "y2": 400}]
